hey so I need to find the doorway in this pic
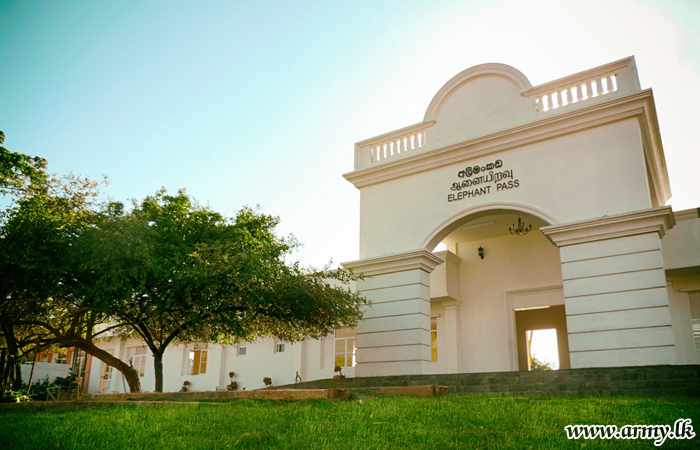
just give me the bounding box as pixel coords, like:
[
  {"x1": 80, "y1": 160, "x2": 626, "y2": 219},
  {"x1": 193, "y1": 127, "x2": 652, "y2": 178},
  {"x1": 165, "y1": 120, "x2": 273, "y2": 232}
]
[
  {"x1": 515, "y1": 305, "x2": 570, "y2": 370},
  {"x1": 98, "y1": 350, "x2": 115, "y2": 394}
]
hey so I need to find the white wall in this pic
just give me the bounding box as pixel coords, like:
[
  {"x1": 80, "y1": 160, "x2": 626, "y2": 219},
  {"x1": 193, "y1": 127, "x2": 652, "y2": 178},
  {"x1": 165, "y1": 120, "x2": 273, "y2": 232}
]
[
  {"x1": 86, "y1": 335, "x2": 344, "y2": 393},
  {"x1": 20, "y1": 362, "x2": 71, "y2": 385}
]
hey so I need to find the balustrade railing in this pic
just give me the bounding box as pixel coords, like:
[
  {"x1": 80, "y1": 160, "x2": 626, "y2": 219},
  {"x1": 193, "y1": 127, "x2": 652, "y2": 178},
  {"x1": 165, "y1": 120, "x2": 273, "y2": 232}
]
[
  {"x1": 371, "y1": 129, "x2": 427, "y2": 162},
  {"x1": 535, "y1": 73, "x2": 618, "y2": 112},
  {"x1": 353, "y1": 58, "x2": 637, "y2": 172},
  {"x1": 354, "y1": 121, "x2": 435, "y2": 169}
]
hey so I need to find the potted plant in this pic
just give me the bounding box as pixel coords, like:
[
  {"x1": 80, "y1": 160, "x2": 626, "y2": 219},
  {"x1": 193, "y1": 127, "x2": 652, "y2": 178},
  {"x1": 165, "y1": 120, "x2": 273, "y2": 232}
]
[
  {"x1": 333, "y1": 365, "x2": 345, "y2": 380},
  {"x1": 180, "y1": 380, "x2": 191, "y2": 392},
  {"x1": 263, "y1": 377, "x2": 272, "y2": 388},
  {"x1": 227, "y1": 371, "x2": 238, "y2": 391}
]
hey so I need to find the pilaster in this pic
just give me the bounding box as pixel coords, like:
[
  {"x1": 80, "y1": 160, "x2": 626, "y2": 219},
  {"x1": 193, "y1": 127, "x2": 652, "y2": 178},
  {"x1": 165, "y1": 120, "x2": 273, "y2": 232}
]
[
  {"x1": 541, "y1": 206, "x2": 678, "y2": 368},
  {"x1": 343, "y1": 250, "x2": 443, "y2": 376}
]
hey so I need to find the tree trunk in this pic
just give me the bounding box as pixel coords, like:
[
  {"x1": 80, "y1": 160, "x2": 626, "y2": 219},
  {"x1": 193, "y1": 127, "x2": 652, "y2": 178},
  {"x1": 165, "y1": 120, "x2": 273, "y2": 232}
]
[
  {"x1": 0, "y1": 354, "x2": 12, "y2": 396},
  {"x1": 11, "y1": 358, "x2": 22, "y2": 390},
  {"x1": 62, "y1": 339, "x2": 142, "y2": 393},
  {"x1": 0, "y1": 318, "x2": 22, "y2": 391},
  {"x1": 0, "y1": 349, "x2": 6, "y2": 396},
  {"x1": 154, "y1": 352, "x2": 164, "y2": 393},
  {"x1": 67, "y1": 346, "x2": 78, "y2": 398},
  {"x1": 26, "y1": 357, "x2": 37, "y2": 394}
]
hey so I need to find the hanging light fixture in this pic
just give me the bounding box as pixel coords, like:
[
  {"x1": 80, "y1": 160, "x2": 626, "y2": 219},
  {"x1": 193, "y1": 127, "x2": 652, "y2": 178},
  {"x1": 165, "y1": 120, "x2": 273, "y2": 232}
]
[{"x1": 509, "y1": 216, "x2": 532, "y2": 236}]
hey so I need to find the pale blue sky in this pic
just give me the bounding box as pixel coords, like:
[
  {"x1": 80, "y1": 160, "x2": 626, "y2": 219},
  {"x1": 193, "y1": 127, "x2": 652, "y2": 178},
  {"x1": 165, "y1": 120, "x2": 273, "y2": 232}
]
[{"x1": 2, "y1": 0, "x2": 699, "y2": 267}]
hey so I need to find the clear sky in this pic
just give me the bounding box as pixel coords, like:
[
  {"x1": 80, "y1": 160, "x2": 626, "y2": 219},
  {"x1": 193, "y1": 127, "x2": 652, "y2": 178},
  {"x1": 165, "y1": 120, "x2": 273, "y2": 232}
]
[{"x1": 2, "y1": 0, "x2": 699, "y2": 268}]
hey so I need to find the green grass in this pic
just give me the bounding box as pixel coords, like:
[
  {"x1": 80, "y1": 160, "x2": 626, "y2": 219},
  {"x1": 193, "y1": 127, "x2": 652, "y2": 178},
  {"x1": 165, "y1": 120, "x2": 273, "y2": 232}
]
[{"x1": 1, "y1": 395, "x2": 699, "y2": 449}]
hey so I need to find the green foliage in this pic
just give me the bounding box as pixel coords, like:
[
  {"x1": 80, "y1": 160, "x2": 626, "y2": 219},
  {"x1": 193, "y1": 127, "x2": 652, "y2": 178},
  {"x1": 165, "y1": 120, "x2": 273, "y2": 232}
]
[
  {"x1": 77, "y1": 189, "x2": 367, "y2": 390},
  {"x1": 0, "y1": 130, "x2": 47, "y2": 197},
  {"x1": 2, "y1": 389, "x2": 31, "y2": 403},
  {"x1": 86, "y1": 190, "x2": 366, "y2": 345},
  {"x1": 531, "y1": 355, "x2": 554, "y2": 371},
  {"x1": 0, "y1": 171, "x2": 109, "y2": 394},
  {"x1": 53, "y1": 369, "x2": 79, "y2": 388},
  {"x1": 27, "y1": 375, "x2": 53, "y2": 400}
]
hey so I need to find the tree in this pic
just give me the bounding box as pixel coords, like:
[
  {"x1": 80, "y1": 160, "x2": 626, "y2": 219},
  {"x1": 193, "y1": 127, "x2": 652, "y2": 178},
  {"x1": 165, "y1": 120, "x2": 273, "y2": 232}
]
[
  {"x1": 0, "y1": 131, "x2": 47, "y2": 197},
  {"x1": 82, "y1": 190, "x2": 367, "y2": 392},
  {"x1": 0, "y1": 174, "x2": 143, "y2": 394},
  {"x1": 0, "y1": 132, "x2": 50, "y2": 394}
]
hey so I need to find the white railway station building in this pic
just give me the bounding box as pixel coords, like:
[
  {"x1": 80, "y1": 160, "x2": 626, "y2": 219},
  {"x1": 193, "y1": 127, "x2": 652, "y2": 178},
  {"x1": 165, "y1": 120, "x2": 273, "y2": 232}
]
[{"x1": 26, "y1": 56, "x2": 700, "y2": 393}]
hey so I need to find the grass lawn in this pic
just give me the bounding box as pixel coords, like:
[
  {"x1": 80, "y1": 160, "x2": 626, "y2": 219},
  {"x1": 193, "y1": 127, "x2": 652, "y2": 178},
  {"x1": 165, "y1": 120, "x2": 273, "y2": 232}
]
[{"x1": 1, "y1": 395, "x2": 699, "y2": 449}]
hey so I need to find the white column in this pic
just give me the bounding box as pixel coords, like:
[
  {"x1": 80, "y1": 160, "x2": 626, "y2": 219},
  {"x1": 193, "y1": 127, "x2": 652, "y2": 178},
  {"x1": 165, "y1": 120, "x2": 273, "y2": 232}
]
[
  {"x1": 430, "y1": 250, "x2": 462, "y2": 373},
  {"x1": 440, "y1": 300, "x2": 462, "y2": 373},
  {"x1": 217, "y1": 345, "x2": 228, "y2": 390},
  {"x1": 343, "y1": 250, "x2": 443, "y2": 377},
  {"x1": 542, "y1": 206, "x2": 678, "y2": 368}
]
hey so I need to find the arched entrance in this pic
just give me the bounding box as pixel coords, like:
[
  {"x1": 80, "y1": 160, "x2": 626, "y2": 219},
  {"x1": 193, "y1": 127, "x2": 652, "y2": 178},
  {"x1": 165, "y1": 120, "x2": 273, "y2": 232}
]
[{"x1": 423, "y1": 206, "x2": 570, "y2": 374}]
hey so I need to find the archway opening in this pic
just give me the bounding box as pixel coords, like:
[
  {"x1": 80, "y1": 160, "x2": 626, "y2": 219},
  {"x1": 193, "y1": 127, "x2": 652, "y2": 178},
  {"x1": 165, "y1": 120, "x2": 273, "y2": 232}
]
[
  {"x1": 422, "y1": 204, "x2": 559, "y2": 252},
  {"x1": 426, "y1": 208, "x2": 567, "y2": 373}
]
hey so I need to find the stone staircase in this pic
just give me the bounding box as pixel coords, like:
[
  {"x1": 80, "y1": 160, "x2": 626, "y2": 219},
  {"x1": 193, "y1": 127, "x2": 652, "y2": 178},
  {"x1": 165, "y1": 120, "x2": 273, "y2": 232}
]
[{"x1": 279, "y1": 365, "x2": 700, "y2": 397}]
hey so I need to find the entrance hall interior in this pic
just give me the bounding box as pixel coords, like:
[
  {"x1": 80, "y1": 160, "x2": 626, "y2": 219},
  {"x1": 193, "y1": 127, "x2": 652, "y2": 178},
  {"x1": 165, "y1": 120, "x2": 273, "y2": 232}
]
[{"x1": 429, "y1": 210, "x2": 568, "y2": 374}]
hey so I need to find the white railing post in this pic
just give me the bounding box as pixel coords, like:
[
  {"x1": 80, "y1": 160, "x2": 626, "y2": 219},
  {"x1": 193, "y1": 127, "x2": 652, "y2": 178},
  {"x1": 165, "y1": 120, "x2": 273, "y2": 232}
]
[
  {"x1": 561, "y1": 89, "x2": 570, "y2": 106},
  {"x1": 594, "y1": 78, "x2": 604, "y2": 97},
  {"x1": 551, "y1": 91, "x2": 560, "y2": 109}
]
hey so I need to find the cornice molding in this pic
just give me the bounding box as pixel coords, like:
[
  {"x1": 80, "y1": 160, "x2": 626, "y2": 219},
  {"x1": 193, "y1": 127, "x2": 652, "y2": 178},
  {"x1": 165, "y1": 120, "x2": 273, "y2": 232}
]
[
  {"x1": 433, "y1": 249, "x2": 461, "y2": 265},
  {"x1": 674, "y1": 208, "x2": 700, "y2": 222},
  {"x1": 506, "y1": 285, "x2": 564, "y2": 296},
  {"x1": 540, "y1": 206, "x2": 676, "y2": 247},
  {"x1": 342, "y1": 250, "x2": 444, "y2": 276},
  {"x1": 347, "y1": 91, "x2": 646, "y2": 183}
]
